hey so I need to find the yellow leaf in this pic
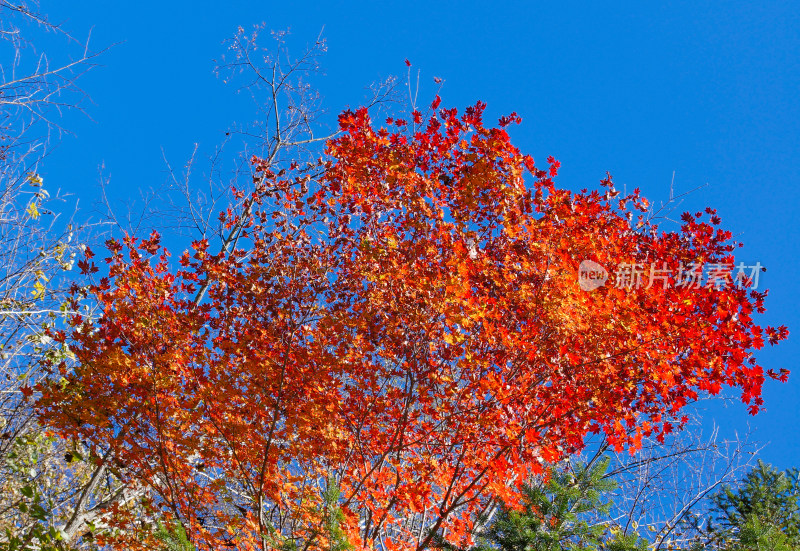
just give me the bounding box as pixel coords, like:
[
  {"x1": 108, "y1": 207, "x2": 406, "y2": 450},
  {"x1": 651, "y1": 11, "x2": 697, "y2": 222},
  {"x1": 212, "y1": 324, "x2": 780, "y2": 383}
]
[
  {"x1": 27, "y1": 202, "x2": 39, "y2": 220},
  {"x1": 32, "y1": 280, "x2": 46, "y2": 300}
]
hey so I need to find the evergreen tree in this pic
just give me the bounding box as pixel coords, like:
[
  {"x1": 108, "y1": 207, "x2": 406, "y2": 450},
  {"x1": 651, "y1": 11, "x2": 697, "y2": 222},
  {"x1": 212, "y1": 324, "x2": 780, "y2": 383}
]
[
  {"x1": 154, "y1": 522, "x2": 195, "y2": 551},
  {"x1": 449, "y1": 457, "x2": 647, "y2": 551},
  {"x1": 693, "y1": 460, "x2": 800, "y2": 550}
]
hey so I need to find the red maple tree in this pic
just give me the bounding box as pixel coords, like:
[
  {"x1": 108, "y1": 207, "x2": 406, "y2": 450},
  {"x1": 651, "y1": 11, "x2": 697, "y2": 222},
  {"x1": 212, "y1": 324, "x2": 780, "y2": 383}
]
[{"x1": 37, "y1": 100, "x2": 787, "y2": 551}]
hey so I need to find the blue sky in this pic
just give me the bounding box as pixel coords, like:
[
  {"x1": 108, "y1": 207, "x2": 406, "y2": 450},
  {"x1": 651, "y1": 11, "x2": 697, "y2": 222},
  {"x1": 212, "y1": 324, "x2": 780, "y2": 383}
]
[{"x1": 27, "y1": 1, "x2": 800, "y2": 469}]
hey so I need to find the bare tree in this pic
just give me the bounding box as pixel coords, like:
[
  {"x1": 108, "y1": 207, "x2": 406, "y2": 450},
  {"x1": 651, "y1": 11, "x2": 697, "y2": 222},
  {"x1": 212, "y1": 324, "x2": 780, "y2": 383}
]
[
  {"x1": 600, "y1": 412, "x2": 758, "y2": 550},
  {"x1": 0, "y1": 0, "x2": 101, "y2": 132},
  {"x1": 0, "y1": 3, "x2": 114, "y2": 549},
  {"x1": 99, "y1": 24, "x2": 398, "y2": 244}
]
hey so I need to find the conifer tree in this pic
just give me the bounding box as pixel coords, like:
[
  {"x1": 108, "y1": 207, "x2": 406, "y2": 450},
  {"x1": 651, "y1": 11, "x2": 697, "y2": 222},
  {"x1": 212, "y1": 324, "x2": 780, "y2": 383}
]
[
  {"x1": 451, "y1": 458, "x2": 647, "y2": 551},
  {"x1": 693, "y1": 461, "x2": 800, "y2": 550}
]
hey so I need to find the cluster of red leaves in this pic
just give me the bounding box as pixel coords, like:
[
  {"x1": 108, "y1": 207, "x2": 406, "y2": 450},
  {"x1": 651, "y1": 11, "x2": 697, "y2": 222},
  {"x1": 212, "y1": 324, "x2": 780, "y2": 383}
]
[{"x1": 36, "y1": 100, "x2": 786, "y2": 551}]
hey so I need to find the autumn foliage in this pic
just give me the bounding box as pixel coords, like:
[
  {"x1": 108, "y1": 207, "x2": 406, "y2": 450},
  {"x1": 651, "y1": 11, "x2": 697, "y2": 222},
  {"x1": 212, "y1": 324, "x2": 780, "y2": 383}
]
[{"x1": 36, "y1": 100, "x2": 786, "y2": 550}]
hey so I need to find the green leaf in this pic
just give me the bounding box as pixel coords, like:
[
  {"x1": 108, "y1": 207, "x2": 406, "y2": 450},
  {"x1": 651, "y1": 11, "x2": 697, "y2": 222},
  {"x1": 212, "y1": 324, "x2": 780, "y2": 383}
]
[{"x1": 31, "y1": 504, "x2": 48, "y2": 521}]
